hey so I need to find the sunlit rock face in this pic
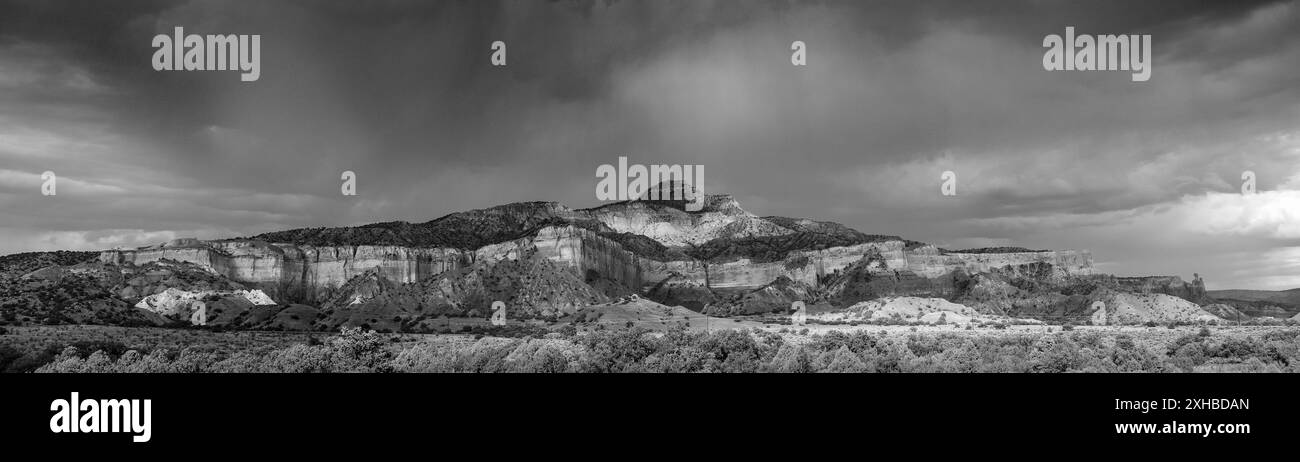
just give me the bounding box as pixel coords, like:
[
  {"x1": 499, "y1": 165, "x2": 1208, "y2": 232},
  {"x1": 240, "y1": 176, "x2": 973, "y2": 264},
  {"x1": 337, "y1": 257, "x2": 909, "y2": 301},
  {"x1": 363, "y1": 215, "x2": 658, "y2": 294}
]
[
  {"x1": 98, "y1": 226, "x2": 645, "y2": 305},
  {"x1": 96, "y1": 195, "x2": 1093, "y2": 311},
  {"x1": 101, "y1": 239, "x2": 473, "y2": 304},
  {"x1": 635, "y1": 241, "x2": 1092, "y2": 295},
  {"x1": 584, "y1": 195, "x2": 792, "y2": 247}
]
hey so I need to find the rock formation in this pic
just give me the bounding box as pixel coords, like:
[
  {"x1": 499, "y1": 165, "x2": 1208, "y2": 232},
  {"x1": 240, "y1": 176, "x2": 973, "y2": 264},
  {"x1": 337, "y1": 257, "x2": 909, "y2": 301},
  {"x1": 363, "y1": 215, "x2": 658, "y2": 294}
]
[
  {"x1": 90, "y1": 194, "x2": 1098, "y2": 321},
  {"x1": 1089, "y1": 292, "x2": 1221, "y2": 325},
  {"x1": 134, "y1": 287, "x2": 276, "y2": 315},
  {"x1": 2, "y1": 189, "x2": 1262, "y2": 327},
  {"x1": 98, "y1": 203, "x2": 1093, "y2": 317},
  {"x1": 811, "y1": 297, "x2": 988, "y2": 325}
]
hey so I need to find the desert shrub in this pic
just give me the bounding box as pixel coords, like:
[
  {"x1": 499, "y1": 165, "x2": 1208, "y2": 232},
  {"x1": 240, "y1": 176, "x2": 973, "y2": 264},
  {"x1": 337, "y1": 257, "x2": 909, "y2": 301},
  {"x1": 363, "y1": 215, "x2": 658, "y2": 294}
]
[
  {"x1": 328, "y1": 326, "x2": 393, "y2": 371},
  {"x1": 1106, "y1": 336, "x2": 1169, "y2": 372},
  {"x1": 1027, "y1": 336, "x2": 1083, "y2": 373},
  {"x1": 766, "y1": 344, "x2": 814, "y2": 373},
  {"x1": 23, "y1": 322, "x2": 1298, "y2": 374},
  {"x1": 694, "y1": 329, "x2": 774, "y2": 372},
  {"x1": 553, "y1": 324, "x2": 578, "y2": 337},
  {"x1": 212, "y1": 344, "x2": 332, "y2": 373},
  {"x1": 571, "y1": 328, "x2": 658, "y2": 372},
  {"x1": 869, "y1": 336, "x2": 916, "y2": 373},
  {"x1": 1171, "y1": 342, "x2": 1206, "y2": 372},
  {"x1": 819, "y1": 346, "x2": 871, "y2": 373},
  {"x1": 457, "y1": 338, "x2": 525, "y2": 372},
  {"x1": 389, "y1": 341, "x2": 463, "y2": 373},
  {"x1": 34, "y1": 347, "x2": 85, "y2": 373},
  {"x1": 503, "y1": 338, "x2": 582, "y2": 373},
  {"x1": 640, "y1": 343, "x2": 712, "y2": 373},
  {"x1": 0, "y1": 344, "x2": 21, "y2": 371}
]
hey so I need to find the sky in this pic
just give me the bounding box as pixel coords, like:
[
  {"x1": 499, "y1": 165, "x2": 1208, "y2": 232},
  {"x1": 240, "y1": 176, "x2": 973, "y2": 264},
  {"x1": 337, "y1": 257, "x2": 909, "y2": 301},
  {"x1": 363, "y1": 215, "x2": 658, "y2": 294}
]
[{"x1": 0, "y1": 0, "x2": 1297, "y2": 290}]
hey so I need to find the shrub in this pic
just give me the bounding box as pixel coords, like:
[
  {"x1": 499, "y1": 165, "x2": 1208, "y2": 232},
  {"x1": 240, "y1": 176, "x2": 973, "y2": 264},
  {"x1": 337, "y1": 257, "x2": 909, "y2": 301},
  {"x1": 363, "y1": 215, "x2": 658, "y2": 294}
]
[{"x1": 22, "y1": 322, "x2": 1299, "y2": 374}]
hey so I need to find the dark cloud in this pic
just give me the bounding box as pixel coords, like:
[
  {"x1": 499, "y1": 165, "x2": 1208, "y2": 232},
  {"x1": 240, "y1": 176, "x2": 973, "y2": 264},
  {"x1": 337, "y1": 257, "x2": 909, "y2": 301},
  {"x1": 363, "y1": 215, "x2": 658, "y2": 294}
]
[{"x1": 0, "y1": 0, "x2": 1297, "y2": 289}]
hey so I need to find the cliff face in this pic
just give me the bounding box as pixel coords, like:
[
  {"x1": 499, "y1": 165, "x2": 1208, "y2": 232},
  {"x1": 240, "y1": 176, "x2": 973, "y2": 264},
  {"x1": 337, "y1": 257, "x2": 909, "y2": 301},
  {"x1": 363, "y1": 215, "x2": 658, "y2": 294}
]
[
  {"x1": 99, "y1": 228, "x2": 643, "y2": 305},
  {"x1": 635, "y1": 241, "x2": 1092, "y2": 294},
  {"x1": 531, "y1": 226, "x2": 643, "y2": 289},
  {"x1": 906, "y1": 246, "x2": 1094, "y2": 279},
  {"x1": 582, "y1": 195, "x2": 792, "y2": 247},
  {"x1": 94, "y1": 196, "x2": 1093, "y2": 312},
  {"x1": 1109, "y1": 275, "x2": 1206, "y2": 303},
  {"x1": 100, "y1": 239, "x2": 470, "y2": 304}
]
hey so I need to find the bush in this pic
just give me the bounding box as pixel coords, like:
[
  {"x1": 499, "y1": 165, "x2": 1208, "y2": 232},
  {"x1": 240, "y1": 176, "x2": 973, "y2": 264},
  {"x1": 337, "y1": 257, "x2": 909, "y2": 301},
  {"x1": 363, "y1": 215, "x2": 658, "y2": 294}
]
[{"x1": 22, "y1": 322, "x2": 1300, "y2": 374}]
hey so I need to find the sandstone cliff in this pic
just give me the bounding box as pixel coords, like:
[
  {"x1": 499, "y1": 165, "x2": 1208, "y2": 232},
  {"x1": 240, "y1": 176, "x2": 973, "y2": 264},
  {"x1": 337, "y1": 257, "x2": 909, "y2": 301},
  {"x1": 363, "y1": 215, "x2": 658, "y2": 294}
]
[
  {"x1": 99, "y1": 226, "x2": 643, "y2": 306},
  {"x1": 88, "y1": 194, "x2": 1098, "y2": 320}
]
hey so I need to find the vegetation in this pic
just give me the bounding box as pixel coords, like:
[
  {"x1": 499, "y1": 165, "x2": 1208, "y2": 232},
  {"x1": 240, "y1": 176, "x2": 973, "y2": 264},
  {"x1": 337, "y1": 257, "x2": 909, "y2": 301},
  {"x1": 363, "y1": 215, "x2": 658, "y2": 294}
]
[
  {"x1": 0, "y1": 251, "x2": 99, "y2": 275},
  {"x1": 19, "y1": 325, "x2": 1300, "y2": 373}
]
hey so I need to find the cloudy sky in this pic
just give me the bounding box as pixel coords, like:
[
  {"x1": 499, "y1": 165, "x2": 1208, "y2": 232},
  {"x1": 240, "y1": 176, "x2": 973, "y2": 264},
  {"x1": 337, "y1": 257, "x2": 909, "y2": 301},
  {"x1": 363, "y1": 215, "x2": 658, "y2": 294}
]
[{"x1": 0, "y1": 0, "x2": 1297, "y2": 289}]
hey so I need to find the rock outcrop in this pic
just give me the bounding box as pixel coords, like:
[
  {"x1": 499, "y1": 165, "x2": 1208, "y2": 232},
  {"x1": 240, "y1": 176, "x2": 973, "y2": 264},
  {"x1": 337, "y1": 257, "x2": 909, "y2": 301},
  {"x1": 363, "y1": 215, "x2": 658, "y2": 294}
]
[
  {"x1": 812, "y1": 297, "x2": 984, "y2": 325},
  {"x1": 88, "y1": 193, "x2": 1096, "y2": 320},
  {"x1": 100, "y1": 238, "x2": 472, "y2": 304},
  {"x1": 135, "y1": 287, "x2": 275, "y2": 314},
  {"x1": 639, "y1": 240, "x2": 1091, "y2": 296},
  {"x1": 1089, "y1": 292, "x2": 1222, "y2": 325},
  {"x1": 584, "y1": 195, "x2": 791, "y2": 247},
  {"x1": 100, "y1": 227, "x2": 643, "y2": 305}
]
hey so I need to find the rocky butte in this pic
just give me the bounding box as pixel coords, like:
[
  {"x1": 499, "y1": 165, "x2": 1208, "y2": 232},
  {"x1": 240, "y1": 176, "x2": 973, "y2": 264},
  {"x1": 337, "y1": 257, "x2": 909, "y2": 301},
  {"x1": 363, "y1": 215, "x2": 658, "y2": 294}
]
[{"x1": 98, "y1": 193, "x2": 1093, "y2": 311}]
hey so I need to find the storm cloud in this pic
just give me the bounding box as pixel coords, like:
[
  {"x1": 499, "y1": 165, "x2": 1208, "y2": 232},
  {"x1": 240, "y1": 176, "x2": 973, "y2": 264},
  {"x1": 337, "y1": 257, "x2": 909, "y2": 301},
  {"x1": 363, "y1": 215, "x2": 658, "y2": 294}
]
[{"x1": 0, "y1": 0, "x2": 1297, "y2": 289}]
